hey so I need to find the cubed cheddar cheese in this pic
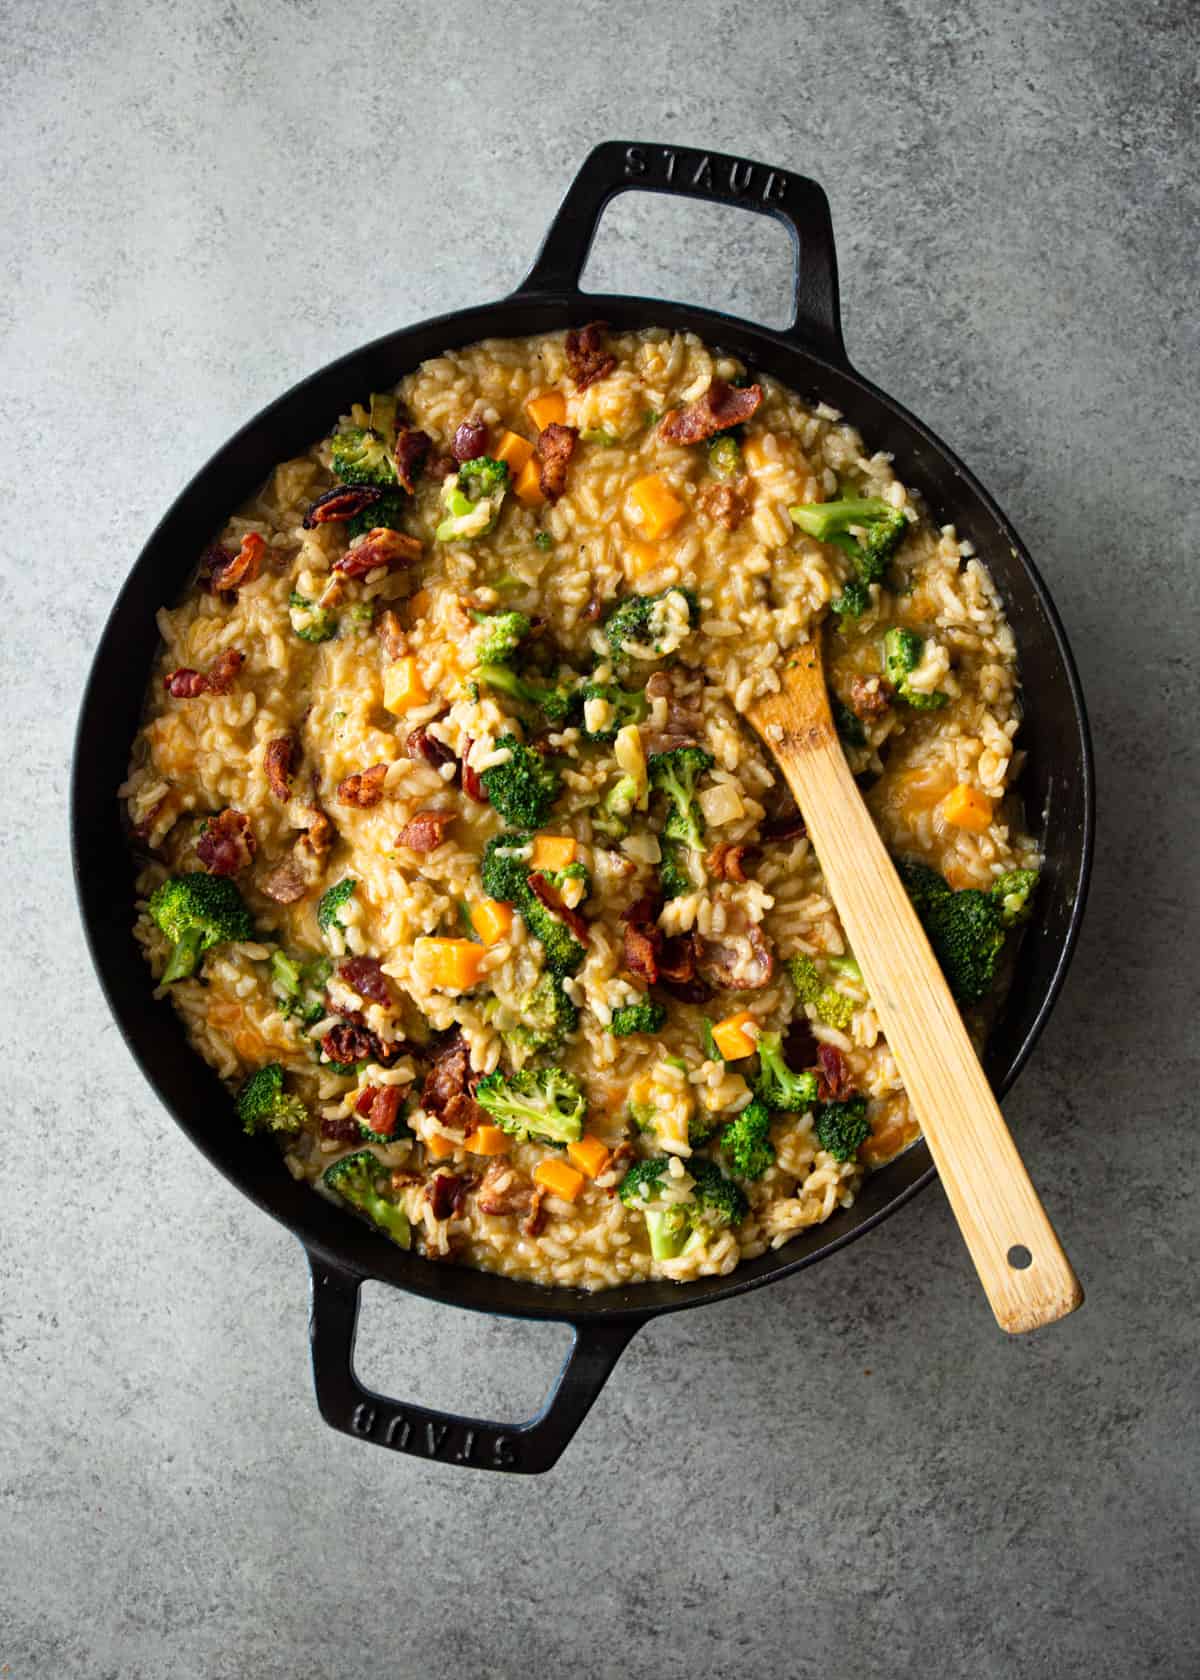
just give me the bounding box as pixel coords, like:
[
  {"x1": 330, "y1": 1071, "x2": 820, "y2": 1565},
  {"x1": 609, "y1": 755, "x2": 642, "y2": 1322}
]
[
  {"x1": 383, "y1": 656, "x2": 427, "y2": 713},
  {"x1": 626, "y1": 473, "x2": 685, "y2": 540},
  {"x1": 942, "y1": 783, "x2": 994, "y2": 833},
  {"x1": 513, "y1": 457, "x2": 545, "y2": 506},
  {"x1": 493, "y1": 430, "x2": 535, "y2": 475},
  {"x1": 463, "y1": 1125, "x2": 512, "y2": 1156},
  {"x1": 711, "y1": 1010, "x2": 759, "y2": 1061},
  {"x1": 468, "y1": 898, "x2": 513, "y2": 946},
  {"x1": 414, "y1": 937, "x2": 485, "y2": 991},
  {"x1": 530, "y1": 835, "x2": 577, "y2": 872},
  {"x1": 567, "y1": 1134, "x2": 611, "y2": 1180},
  {"x1": 526, "y1": 390, "x2": 567, "y2": 431},
  {"x1": 425, "y1": 1131, "x2": 458, "y2": 1161},
  {"x1": 533, "y1": 1157, "x2": 585, "y2": 1202}
]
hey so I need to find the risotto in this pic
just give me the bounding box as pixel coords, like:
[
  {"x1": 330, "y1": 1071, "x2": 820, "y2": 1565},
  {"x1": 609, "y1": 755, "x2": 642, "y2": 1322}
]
[{"x1": 121, "y1": 323, "x2": 1040, "y2": 1291}]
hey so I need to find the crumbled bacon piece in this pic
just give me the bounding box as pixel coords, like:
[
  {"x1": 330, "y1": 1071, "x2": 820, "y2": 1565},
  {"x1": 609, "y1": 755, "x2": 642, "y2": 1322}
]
[
  {"x1": 322, "y1": 1021, "x2": 375, "y2": 1066},
  {"x1": 426, "y1": 1171, "x2": 475, "y2": 1221},
  {"x1": 261, "y1": 858, "x2": 308, "y2": 903},
  {"x1": 333, "y1": 527, "x2": 423, "y2": 578},
  {"x1": 816, "y1": 1043, "x2": 855, "y2": 1102},
  {"x1": 338, "y1": 955, "x2": 392, "y2": 1006},
  {"x1": 379, "y1": 609, "x2": 407, "y2": 661},
  {"x1": 320, "y1": 1115, "x2": 362, "y2": 1143},
  {"x1": 355, "y1": 1085, "x2": 380, "y2": 1118},
  {"x1": 706, "y1": 842, "x2": 756, "y2": 883},
  {"x1": 196, "y1": 808, "x2": 255, "y2": 876},
  {"x1": 698, "y1": 477, "x2": 752, "y2": 532},
  {"x1": 476, "y1": 1158, "x2": 535, "y2": 1219},
  {"x1": 199, "y1": 543, "x2": 234, "y2": 589},
  {"x1": 298, "y1": 804, "x2": 334, "y2": 855},
  {"x1": 564, "y1": 321, "x2": 616, "y2": 390},
  {"x1": 165, "y1": 647, "x2": 244, "y2": 699},
  {"x1": 452, "y1": 417, "x2": 489, "y2": 462},
  {"x1": 209, "y1": 531, "x2": 265, "y2": 592},
  {"x1": 622, "y1": 921, "x2": 660, "y2": 984},
  {"x1": 337, "y1": 763, "x2": 389, "y2": 807},
  {"x1": 363, "y1": 1084, "x2": 402, "y2": 1138},
  {"x1": 426, "y1": 450, "x2": 456, "y2": 481},
  {"x1": 394, "y1": 809, "x2": 455, "y2": 853},
  {"x1": 621, "y1": 891, "x2": 662, "y2": 928},
  {"x1": 536, "y1": 422, "x2": 577, "y2": 502},
  {"x1": 421, "y1": 1031, "x2": 484, "y2": 1132},
  {"x1": 760, "y1": 807, "x2": 807, "y2": 843},
  {"x1": 393, "y1": 426, "x2": 431, "y2": 493},
  {"x1": 658, "y1": 378, "x2": 763, "y2": 446},
  {"x1": 264, "y1": 734, "x2": 298, "y2": 802},
  {"x1": 459, "y1": 739, "x2": 485, "y2": 803},
  {"x1": 522, "y1": 1185, "x2": 547, "y2": 1238},
  {"x1": 302, "y1": 485, "x2": 382, "y2": 528},
  {"x1": 784, "y1": 1015, "x2": 820, "y2": 1073},
  {"x1": 527, "y1": 871, "x2": 589, "y2": 944},
  {"x1": 848, "y1": 675, "x2": 895, "y2": 722},
  {"x1": 406, "y1": 724, "x2": 455, "y2": 770}
]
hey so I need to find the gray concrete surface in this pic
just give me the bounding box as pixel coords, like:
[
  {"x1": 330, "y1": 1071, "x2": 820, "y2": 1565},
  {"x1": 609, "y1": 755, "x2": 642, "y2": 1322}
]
[{"x1": 2, "y1": 0, "x2": 1197, "y2": 1674}]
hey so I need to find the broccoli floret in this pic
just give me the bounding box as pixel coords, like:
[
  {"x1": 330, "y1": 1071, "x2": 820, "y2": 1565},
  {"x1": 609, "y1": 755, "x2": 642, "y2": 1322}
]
[
  {"x1": 435, "y1": 456, "x2": 509, "y2": 542},
  {"x1": 658, "y1": 837, "x2": 693, "y2": 901},
  {"x1": 474, "y1": 610, "x2": 532, "y2": 666},
  {"x1": 814, "y1": 1097, "x2": 870, "y2": 1162},
  {"x1": 708, "y1": 435, "x2": 742, "y2": 478},
  {"x1": 148, "y1": 873, "x2": 253, "y2": 983},
  {"x1": 993, "y1": 868, "x2": 1039, "y2": 928},
  {"x1": 480, "y1": 735, "x2": 561, "y2": 828},
  {"x1": 720, "y1": 1098, "x2": 775, "y2": 1180},
  {"x1": 344, "y1": 602, "x2": 375, "y2": 636},
  {"x1": 580, "y1": 681, "x2": 649, "y2": 742},
  {"x1": 479, "y1": 836, "x2": 585, "y2": 977},
  {"x1": 235, "y1": 1062, "x2": 307, "y2": 1136},
  {"x1": 288, "y1": 591, "x2": 339, "y2": 643},
  {"x1": 830, "y1": 578, "x2": 872, "y2": 621},
  {"x1": 476, "y1": 664, "x2": 582, "y2": 727},
  {"x1": 832, "y1": 696, "x2": 866, "y2": 747},
  {"x1": 787, "y1": 953, "x2": 857, "y2": 1032},
  {"x1": 592, "y1": 773, "x2": 640, "y2": 839},
  {"x1": 687, "y1": 1157, "x2": 749, "y2": 1230},
  {"x1": 883, "y1": 627, "x2": 949, "y2": 710},
  {"x1": 317, "y1": 877, "x2": 357, "y2": 936},
  {"x1": 534, "y1": 530, "x2": 554, "y2": 552},
  {"x1": 648, "y1": 746, "x2": 715, "y2": 851},
  {"x1": 754, "y1": 1029, "x2": 819, "y2": 1113},
  {"x1": 617, "y1": 1155, "x2": 747, "y2": 1259},
  {"x1": 604, "y1": 588, "x2": 700, "y2": 661},
  {"x1": 608, "y1": 999, "x2": 667, "y2": 1036},
  {"x1": 270, "y1": 950, "x2": 327, "y2": 1026},
  {"x1": 347, "y1": 489, "x2": 408, "y2": 540},
  {"x1": 789, "y1": 497, "x2": 907, "y2": 581},
  {"x1": 896, "y1": 859, "x2": 1006, "y2": 1004},
  {"x1": 322, "y1": 1150, "x2": 411, "y2": 1248},
  {"x1": 475, "y1": 1066, "x2": 586, "y2": 1145},
  {"x1": 330, "y1": 426, "x2": 397, "y2": 488},
  {"x1": 507, "y1": 972, "x2": 580, "y2": 1053}
]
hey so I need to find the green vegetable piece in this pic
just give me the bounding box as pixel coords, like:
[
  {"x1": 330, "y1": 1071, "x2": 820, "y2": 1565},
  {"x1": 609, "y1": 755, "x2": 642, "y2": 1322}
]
[
  {"x1": 720, "y1": 1097, "x2": 775, "y2": 1180},
  {"x1": 480, "y1": 735, "x2": 562, "y2": 828},
  {"x1": 323, "y1": 1150, "x2": 412, "y2": 1247},
  {"x1": 648, "y1": 746, "x2": 715, "y2": 852},
  {"x1": 317, "y1": 877, "x2": 357, "y2": 936},
  {"x1": 708, "y1": 435, "x2": 742, "y2": 478},
  {"x1": 814, "y1": 1097, "x2": 870, "y2": 1162},
  {"x1": 474, "y1": 1066, "x2": 586, "y2": 1146},
  {"x1": 883, "y1": 627, "x2": 948, "y2": 710},
  {"x1": 435, "y1": 456, "x2": 509, "y2": 543},
  {"x1": 330, "y1": 426, "x2": 397, "y2": 488},
  {"x1": 148, "y1": 874, "x2": 253, "y2": 983},
  {"x1": 289, "y1": 591, "x2": 338, "y2": 644},
  {"x1": 895, "y1": 859, "x2": 1006, "y2": 1003},
  {"x1": 235, "y1": 1062, "x2": 306, "y2": 1136},
  {"x1": 754, "y1": 1029, "x2": 819, "y2": 1113},
  {"x1": 608, "y1": 1000, "x2": 667, "y2": 1037}
]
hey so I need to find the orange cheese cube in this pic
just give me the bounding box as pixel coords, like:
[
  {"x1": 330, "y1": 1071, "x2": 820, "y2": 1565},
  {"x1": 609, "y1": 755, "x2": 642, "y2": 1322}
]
[
  {"x1": 623, "y1": 537, "x2": 662, "y2": 579},
  {"x1": 383, "y1": 656, "x2": 427, "y2": 713},
  {"x1": 463, "y1": 1125, "x2": 512, "y2": 1157},
  {"x1": 468, "y1": 898, "x2": 514, "y2": 946},
  {"x1": 414, "y1": 937, "x2": 486, "y2": 991},
  {"x1": 493, "y1": 430, "x2": 535, "y2": 475},
  {"x1": 513, "y1": 457, "x2": 545, "y2": 507},
  {"x1": 566, "y1": 1134, "x2": 611, "y2": 1180},
  {"x1": 942, "y1": 783, "x2": 994, "y2": 833},
  {"x1": 526, "y1": 390, "x2": 567, "y2": 432},
  {"x1": 530, "y1": 835, "x2": 578, "y2": 872},
  {"x1": 533, "y1": 1157, "x2": 585, "y2": 1202},
  {"x1": 425, "y1": 1131, "x2": 458, "y2": 1160},
  {"x1": 627, "y1": 473, "x2": 685, "y2": 540},
  {"x1": 711, "y1": 1010, "x2": 759, "y2": 1061}
]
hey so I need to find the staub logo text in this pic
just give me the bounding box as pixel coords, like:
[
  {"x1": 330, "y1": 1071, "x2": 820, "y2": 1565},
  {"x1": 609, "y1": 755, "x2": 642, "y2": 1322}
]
[
  {"x1": 623, "y1": 145, "x2": 788, "y2": 204},
  {"x1": 351, "y1": 1402, "x2": 518, "y2": 1469}
]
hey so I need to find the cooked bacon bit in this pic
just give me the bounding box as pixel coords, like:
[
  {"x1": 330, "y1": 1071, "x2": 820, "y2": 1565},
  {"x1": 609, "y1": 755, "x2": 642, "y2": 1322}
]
[
  {"x1": 421, "y1": 1031, "x2": 481, "y2": 1130},
  {"x1": 390, "y1": 1168, "x2": 422, "y2": 1191},
  {"x1": 393, "y1": 426, "x2": 431, "y2": 493},
  {"x1": 452, "y1": 417, "x2": 489, "y2": 462},
  {"x1": 696, "y1": 925, "x2": 775, "y2": 992},
  {"x1": 760, "y1": 807, "x2": 807, "y2": 843},
  {"x1": 261, "y1": 858, "x2": 308, "y2": 903},
  {"x1": 364, "y1": 1084, "x2": 402, "y2": 1137},
  {"x1": 706, "y1": 842, "x2": 756, "y2": 883},
  {"x1": 476, "y1": 1158, "x2": 535, "y2": 1219},
  {"x1": 333, "y1": 527, "x2": 423, "y2": 579},
  {"x1": 698, "y1": 477, "x2": 752, "y2": 532},
  {"x1": 848, "y1": 675, "x2": 896, "y2": 722},
  {"x1": 303, "y1": 485, "x2": 382, "y2": 528},
  {"x1": 298, "y1": 804, "x2": 335, "y2": 855},
  {"x1": 527, "y1": 871, "x2": 589, "y2": 944},
  {"x1": 817, "y1": 1043, "x2": 855, "y2": 1101},
  {"x1": 622, "y1": 921, "x2": 660, "y2": 984},
  {"x1": 564, "y1": 321, "x2": 616, "y2": 390},
  {"x1": 460, "y1": 739, "x2": 485, "y2": 803},
  {"x1": 658, "y1": 378, "x2": 763, "y2": 446},
  {"x1": 427, "y1": 1171, "x2": 476, "y2": 1221},
  {"x1": 536, "y1": 422, "x2": 577, "y2": 502},
  {"x1": 784, "y1": 1015, "x2": 820, "y2": 1072},
  {"x1": 379, "y1": 609, "x2": 407, "y2": 662},
  {"x1": 337, "y1": 763, "x2": 389, "y2": 808},
  {"x1": 210, "y1": 531, "x2": 265, "y2": 592},
  {"x1": 657, "y1": 931, "x2": 698, "y2": 986},
  {"x1": 338, "y1": 955, "x2": 392, "y2": 1006},
  {"x1": 395, "y1": 809, "x2": 455, "y2": 853},
  {"x1": 621, "y1": 891, "x2": 662, "y2": 928},
  {"x1": 405, "y1": 723, "x2": 455, "y2": 770},
  {"x1": 426, "y1": 450, "x2": 456, "y2": 481},
  {"x1": 199, "y1": 543, "x2": 234, "y2": 589},
  {"x1": 264, "y1": 734, "x2": 298, "y2": 802},
  {"x1": 322, "y1": 1021, "x2": 375, "y2": 1065},
  {"x1": 196, "y1": 808, "x2": 255, "y2": 876},
  {"x1": 522, "y1": 1184, "x2": 547, "y2": 1238},
  {"x1": 320, "y1": 1115, "x2": 363, "y2": 1142},
  {"x1": 354, "y1": 1085, "x2": 379, "y2": 1118},
  {"x1": 165, "y1": 647, "x2": 244, "y2": 699}
]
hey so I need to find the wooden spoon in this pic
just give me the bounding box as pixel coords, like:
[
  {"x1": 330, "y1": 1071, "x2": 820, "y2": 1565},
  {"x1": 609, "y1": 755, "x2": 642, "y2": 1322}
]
[{"x1": 748, "y1": 636, "x2": 1082, "y2": 1333}]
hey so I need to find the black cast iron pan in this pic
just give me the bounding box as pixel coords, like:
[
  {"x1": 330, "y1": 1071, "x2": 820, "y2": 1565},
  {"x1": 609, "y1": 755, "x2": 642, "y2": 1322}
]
[{"x1": 72, "y1": 141, "x2": 1094, "y2": 1473}]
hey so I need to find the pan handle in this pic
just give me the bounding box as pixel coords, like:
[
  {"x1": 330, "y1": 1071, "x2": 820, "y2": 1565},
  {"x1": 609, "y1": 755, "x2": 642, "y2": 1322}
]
[
  {"x1": 306, "y1": 1254, "x2": 638, "y2": 1474},
  {"x1": 516, "y1": 139, "x2": 846, "y2": 364}
]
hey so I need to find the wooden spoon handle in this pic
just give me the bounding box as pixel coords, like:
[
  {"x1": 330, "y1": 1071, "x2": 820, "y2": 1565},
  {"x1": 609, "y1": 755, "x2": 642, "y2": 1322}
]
[{"x1": 758, "y1": 678, "x2": 1082, "y2": 1332}]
